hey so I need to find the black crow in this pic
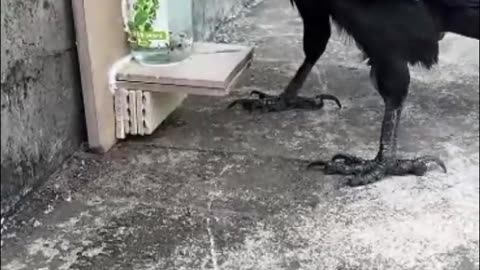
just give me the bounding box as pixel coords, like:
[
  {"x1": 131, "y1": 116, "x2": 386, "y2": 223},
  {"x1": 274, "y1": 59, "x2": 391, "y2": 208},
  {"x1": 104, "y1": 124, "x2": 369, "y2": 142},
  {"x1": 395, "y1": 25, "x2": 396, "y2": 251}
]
[{"x1": 229, "y1": 0, "x2": 479, "y2": 186}]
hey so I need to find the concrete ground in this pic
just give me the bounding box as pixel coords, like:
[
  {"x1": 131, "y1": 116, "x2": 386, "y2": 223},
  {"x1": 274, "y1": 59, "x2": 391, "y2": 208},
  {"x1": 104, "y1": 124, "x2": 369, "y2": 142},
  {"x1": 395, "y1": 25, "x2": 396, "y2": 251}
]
[{"x1": 2, "y1": 1, "x2": 479, "y2": 269}]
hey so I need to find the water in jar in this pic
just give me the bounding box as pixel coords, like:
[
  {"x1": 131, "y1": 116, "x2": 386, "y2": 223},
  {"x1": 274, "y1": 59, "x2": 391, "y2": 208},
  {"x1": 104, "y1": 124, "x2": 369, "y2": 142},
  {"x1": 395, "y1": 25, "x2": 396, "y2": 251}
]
[{"x1": 125, "y1": 0, "x2": 194, "y2": 65}]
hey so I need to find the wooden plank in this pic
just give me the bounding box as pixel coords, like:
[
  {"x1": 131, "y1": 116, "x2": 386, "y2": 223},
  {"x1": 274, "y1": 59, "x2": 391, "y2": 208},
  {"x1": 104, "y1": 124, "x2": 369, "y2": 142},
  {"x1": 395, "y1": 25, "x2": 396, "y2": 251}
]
[
  {"x1": 114, "y1": 88, "x2": 128, "y2": 139},
  {"x1": 116, "y1": 43, "x2": 254, "y2": 90},
  {"x1": 115, "y1": 57, "x2": 251, "y2": 96},
  {"x1": 72, "y1": 0, "x2": 129, "y2": 153},
  {"x1": 142, "y1": 92, "x2": 187, "y2": 135},
  {"x1": 128, "y1": 91, "x2": 138, "y2": 135},
  {"x1": 135, "y1": 90, "x2": 145, "y2": 136}
]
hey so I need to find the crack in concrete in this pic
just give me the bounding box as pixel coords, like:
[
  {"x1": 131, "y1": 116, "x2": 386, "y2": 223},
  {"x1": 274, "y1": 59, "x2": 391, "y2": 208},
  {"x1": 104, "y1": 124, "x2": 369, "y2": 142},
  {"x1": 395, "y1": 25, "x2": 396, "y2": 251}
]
[
  {"x1": 203, "y1": 167, "x2": 234, "y2": 270},
  {"x1": 206, "y1": 201, "x2": 219, "y2": 270}
]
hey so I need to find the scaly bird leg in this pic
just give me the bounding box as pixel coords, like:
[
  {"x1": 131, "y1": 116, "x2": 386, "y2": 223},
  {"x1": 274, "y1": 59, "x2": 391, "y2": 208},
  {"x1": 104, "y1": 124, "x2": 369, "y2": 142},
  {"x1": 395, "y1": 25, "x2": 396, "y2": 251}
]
[{"x1": 308, "y1": 61, "x2": 447, "y2": 186}]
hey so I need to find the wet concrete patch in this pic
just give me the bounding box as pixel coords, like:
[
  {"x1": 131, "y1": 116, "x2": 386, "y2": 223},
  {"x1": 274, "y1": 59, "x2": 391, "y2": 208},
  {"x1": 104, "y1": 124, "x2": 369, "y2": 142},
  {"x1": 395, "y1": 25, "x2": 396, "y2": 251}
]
[
  {"x1": 74, "y1": 144, "x2": 333, "y2": 217},
  {"x1": 67, "y1": 205, "x2": 211, "y2": 270},
  {"x1": 2, "y1": 200, "x2": 211, "y2": 270},
  {"x1": 0, "y1": 147, "x2": 340, "y2": 270}
]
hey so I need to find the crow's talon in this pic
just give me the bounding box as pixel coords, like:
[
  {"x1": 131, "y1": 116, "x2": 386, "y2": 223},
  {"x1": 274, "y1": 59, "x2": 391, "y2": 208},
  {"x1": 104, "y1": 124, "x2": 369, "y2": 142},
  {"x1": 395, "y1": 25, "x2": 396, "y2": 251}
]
[
  {"x1": 416, "y1": 156, "x2": 447, "y2": 173},
  {"x1": 391, "y1": 156, "x2": 447, "y2": 176},
  {"x1": 331, "y1": 153, "x2": 366, "y2": 164},
  {"x1": 314, "y1": 94, "x2": 342, "y2": 109},
  {"x1": 307, "y1": 154, "x2": 447, "y2": 186},
  {"x1": 228, "y1": 92, "x2": 342, "y2": 112},
  {"x1": 306, "y1": 160, "x2": 328, "y2": 169},
  {"x1": 250, "y1": 90, "x2": 272, "y2": 99}
]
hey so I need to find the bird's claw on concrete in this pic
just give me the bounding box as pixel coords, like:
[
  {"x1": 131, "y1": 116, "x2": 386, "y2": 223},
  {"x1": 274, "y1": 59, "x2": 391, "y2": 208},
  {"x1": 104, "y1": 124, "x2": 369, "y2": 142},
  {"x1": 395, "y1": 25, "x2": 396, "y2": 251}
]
[
  {"x1": 227, "y1": 90, "x2": 342, "y2": 113},
  {"x1": 307, "y1": 154, "x2": 447, "y2": 187}
]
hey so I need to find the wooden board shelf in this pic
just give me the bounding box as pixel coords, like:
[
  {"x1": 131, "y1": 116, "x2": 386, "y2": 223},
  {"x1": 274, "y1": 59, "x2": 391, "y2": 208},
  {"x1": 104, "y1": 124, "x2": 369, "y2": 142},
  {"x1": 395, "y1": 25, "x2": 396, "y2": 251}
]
[
  {"x1": 116, "y1": 43, "x2": 254, "y2": 96},
  {"x1": 72, "y1": 0, "x2": 254, "y2": 152}
]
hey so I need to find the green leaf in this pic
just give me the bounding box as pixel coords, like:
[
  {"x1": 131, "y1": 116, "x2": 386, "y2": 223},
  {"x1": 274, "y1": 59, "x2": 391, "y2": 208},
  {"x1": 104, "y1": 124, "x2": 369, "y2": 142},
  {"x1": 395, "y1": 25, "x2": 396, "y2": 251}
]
[{"x1": 134, "y1": 12, "x2": 149, "y2": 26}]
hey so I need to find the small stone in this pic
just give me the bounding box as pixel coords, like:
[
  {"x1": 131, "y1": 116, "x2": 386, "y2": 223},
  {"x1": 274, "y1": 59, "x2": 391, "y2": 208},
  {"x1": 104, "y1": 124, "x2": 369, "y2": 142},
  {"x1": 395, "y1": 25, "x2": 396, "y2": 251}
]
[
  {"x1": 44, "y1": 205, "x2": 54, "y2": 215},
  {"x1": 33, "y1": 220, "x2": 42, "y2": 228}
]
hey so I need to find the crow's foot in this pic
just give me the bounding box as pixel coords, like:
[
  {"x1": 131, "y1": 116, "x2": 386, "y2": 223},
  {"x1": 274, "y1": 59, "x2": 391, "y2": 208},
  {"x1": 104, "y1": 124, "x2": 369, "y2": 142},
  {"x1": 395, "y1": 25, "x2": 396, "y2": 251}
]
[
  {"x1": 227, "y1": 90, "x2": 341, "y2": 113},
  {"x1": 307, "y1": 154, "x2": 447, "y2": 187}
]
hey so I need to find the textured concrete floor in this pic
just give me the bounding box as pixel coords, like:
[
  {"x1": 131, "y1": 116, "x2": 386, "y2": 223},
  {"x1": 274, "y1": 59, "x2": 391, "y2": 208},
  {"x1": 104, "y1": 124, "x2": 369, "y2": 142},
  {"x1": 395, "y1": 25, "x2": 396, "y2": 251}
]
[{"x1": 2, "y1": 1, "x2": 479, "y2": 269}]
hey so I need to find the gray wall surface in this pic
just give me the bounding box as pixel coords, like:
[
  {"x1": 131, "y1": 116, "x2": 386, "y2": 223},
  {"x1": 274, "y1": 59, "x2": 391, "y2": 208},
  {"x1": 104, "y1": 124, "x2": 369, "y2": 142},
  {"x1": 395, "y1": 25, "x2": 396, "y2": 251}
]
[
  {"x1": 1, "y1": 0, "x2": 85, "y2": 217},
  {"x1": 193, "y1": 0, "x2": 254, "y2": 40},
  {"x1": 0, "y1": 0, "x2": 255, "y2": 218}
]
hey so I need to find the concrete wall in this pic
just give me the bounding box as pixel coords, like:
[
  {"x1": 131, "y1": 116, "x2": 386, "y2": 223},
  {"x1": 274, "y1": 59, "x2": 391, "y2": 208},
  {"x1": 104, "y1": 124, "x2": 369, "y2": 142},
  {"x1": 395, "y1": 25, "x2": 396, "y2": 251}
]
[
  {"x1": 193, "y1": 0, "x2": 254, "y2": 41},
  {"x1": 1, "y1": 0, "x2": 85, "y2": 217},
  {"x1": 0, "y1": 0, "x2": 255, "y2": 218}
]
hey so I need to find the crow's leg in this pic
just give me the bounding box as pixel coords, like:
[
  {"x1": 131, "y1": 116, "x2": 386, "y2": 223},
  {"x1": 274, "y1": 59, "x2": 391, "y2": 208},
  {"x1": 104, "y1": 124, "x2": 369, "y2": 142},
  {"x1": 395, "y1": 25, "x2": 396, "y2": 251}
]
[
  {"x1": 228, "y1": 59, "x2": 341, "y2": 112},
  {"x1": 308, "y1": 60, "x2": 447, "y2": 186},
  {"x1": 228, "y1": 9, "x2": 341, "y2": 112}
]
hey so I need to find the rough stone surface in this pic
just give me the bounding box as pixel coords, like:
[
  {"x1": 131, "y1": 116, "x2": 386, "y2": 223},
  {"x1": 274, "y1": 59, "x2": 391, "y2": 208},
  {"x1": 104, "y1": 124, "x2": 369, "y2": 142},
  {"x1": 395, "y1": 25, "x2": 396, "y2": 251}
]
[{"x1": 1, "y1": 0, "x2": 479, "y2": 269}]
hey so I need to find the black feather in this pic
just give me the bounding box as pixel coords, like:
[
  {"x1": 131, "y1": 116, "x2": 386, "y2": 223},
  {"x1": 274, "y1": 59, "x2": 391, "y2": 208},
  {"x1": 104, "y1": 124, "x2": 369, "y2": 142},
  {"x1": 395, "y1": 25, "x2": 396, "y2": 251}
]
[
  {"x1": 271, "y1": 0, "x2": 478, "y2": 184},
  {"x1": 290, "y1": 0, "x2": 478, "y2": 68},
  {"x1": 437, "y1": 0, "x2": 479, "y2": 7}
]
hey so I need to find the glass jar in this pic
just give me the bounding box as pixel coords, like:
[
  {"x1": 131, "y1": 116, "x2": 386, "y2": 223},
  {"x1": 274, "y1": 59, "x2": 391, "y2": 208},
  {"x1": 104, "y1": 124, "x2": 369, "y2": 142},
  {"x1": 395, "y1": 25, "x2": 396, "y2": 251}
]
[{"x1": 123, "y1": 0, "x2": 194, "y2": 65}]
